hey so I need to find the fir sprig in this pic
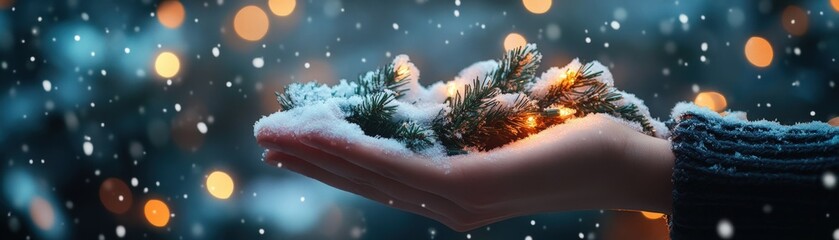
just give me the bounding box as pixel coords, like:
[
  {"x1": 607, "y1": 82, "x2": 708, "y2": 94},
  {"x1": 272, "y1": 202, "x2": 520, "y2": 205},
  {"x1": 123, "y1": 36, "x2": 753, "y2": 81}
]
[
  {"x1": 395, "y1": 121, "x2": 435, "y2": 151},
  {"x1": 355, "y1": 63, "x2": 409, "y2": 98},
  {"x1": 275, "y1": 44, "x2": 657, "y2": 155},
  {"x1": 347, "y1": 92, "x2": 399, "y2": 138},
  {"x1": 493, "y1": 45, "x2": 542, "y2": 93},
  {"x1": 433, "y1": 45, "x2": 541, "y2": 152},
  {"x1": 545, "y1": 63, "x2": 656, "y2": 135}
]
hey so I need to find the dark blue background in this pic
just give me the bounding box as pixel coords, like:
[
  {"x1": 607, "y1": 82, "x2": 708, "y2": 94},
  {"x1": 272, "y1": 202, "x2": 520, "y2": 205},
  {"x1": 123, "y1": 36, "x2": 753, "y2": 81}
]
[{"x1": 1, "y1": 0, "x2": 837, "y2": 239}]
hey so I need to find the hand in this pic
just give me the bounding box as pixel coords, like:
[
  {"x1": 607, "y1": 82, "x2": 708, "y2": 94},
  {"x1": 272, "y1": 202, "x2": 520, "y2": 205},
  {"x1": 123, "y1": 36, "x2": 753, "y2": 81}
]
[{"x1": 256, "y1": 114, "x2": 674, "y2": 231}]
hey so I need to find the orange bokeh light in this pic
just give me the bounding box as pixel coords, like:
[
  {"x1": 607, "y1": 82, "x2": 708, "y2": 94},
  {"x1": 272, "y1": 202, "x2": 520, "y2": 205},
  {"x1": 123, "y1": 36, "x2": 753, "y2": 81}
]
[
  {"x1": 781, "y1": 6, "x2": 808, "y2": 36},
  {"x1": 234, "y1": 5, "x2": 270, "y2": 41},
  {"x1": 641, "y1": 211, "x2": 664, "y2": 219},
  {"x1": 744, "y1": 36, "x2": 773, "y2": 68},
  {"x1": 0, "y1": 0, "x2": 14, "y2": 9},
  {"x1": 828, "y1": 117, "x2": 839, "y2": 126},
  {"x1": 694, "y1": 91, "x2": 728, "y2": 112},
  {"x1": 522, "y1": 0, "x2": 552, "y2": 14},
  {"x1": 157, "y1": 1, "x2": 185, "y2": 29},
  {"x1": 30, "y1": 197, "x2": 56, "y2": 230},
  {"x1": 144, "y1": 199, "x2": 171, "y2": 227},
  {"x1": 832, "y1": 0, "x2": 839, "y2": 13},
  {"x1": 99, "y1": 178, "x2": 133, "y2": 214},
  {"x1": 504, "y1": 33, "x2": 527, "y2": 52},
  {"x1": 154, "y1": 51, "x2": 181, "y2": 78},
  {"x1": 269, "y1": 0, "x2": 296, "y2": 17}
]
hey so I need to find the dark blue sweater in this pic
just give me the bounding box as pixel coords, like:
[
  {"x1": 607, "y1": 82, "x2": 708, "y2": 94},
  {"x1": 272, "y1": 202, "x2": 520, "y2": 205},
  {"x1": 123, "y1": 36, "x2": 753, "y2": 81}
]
[{"x1": 668, "y1": 108, "x2": 839, "y2": 239}]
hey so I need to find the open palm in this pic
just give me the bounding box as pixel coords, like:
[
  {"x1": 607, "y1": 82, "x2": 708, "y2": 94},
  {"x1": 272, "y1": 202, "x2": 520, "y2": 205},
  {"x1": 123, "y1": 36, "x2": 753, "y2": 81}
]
[{"x1": 256, "y1": 114, "x2": 673, "y2": 231}]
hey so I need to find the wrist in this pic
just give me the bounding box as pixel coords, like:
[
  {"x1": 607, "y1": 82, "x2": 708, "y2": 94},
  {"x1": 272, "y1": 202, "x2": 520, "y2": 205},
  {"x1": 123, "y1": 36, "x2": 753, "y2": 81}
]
[{"x1": 622, "y1": 133, "x2": 675, "y2": 214}]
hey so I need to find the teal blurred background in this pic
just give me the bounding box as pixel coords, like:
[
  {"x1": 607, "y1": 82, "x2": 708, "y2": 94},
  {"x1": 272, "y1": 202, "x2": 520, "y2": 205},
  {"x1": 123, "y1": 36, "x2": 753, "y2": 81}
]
[{"x1": 1, "y1": 0, "x2": 837, "y2": 239}]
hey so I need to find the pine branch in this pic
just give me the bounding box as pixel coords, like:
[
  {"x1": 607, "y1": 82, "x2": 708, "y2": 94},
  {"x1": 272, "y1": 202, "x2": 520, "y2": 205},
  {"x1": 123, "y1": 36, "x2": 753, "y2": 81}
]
[
  {"x1": 467, "y1": 95, "x2": 533, "y2": 150},
  {"x1": 433, "y1": 45, "x2": 542, "y2": 153},
  {"x1": 276, "y1": 90, "x2": 295, "y2": 111},
  {"x1": 394, "y1": 121, "x2": 435, "y2": 151},
  {"x1": 433, "y1": 76, "x2": 500, "y2": 151},
  {"x1": 275, "y1": 82, "x2": 334, "y2": 111},
  {"x1": 276, "y1": 46, "x2": 658, "y2": 155},
  {"x1": 355, "y1": 63, "x2": 409, "y2": 98},
  {"x1": 534, "y1": 62, "x2": 656, "y2": 135},
  {"x1": 616, "y1": 104, "x2": 656, "y2": 135},
  {"x1": 346, "y1": 93, "x2": 400, "y2": 138},
  {"x1": 493, "y1": 45, "x2": 542, "y2": 93}
]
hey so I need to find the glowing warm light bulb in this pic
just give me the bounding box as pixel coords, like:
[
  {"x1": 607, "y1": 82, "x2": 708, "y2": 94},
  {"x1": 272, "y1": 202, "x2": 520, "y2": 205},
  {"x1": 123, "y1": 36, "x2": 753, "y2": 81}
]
[
  {"x1": 206, "y1": 171, "x2": 234, "y2": 199},
  {"x1": 526, "y1": 116, "x2": 537, "y2": 128},
  {"x1": 503, "y1": 33, "x2": 527, "y2": 52},
  {"x1": 744, "y1": 36, "x2": 773, "y2": 68},
  {"x1": 558, "y1": 106, "x2": 576, "y2": 119},
  {"x1": 447, "y1": 82, "x2": 457, "y2": 97},
  {"x1": 522, "y1": 0, "x2": 552, "y2": 14},
  {"x1": 268, "y1": 0, "x2": 296, "y2": 16},
  {"x1": 694, "y1": 91, "x2": 728, "y2": 112},
  {"x1": 144, "y1": 199, "x2": 170, "y2": 227},
  {"x1": 565, "y1": 70, "x2": 577, "y2": 85},
  {"x1": 557, "y1": 72, "x2": 567, "y2": 82},
  {"x1": 566, "y1": 70, "x2": 577, "y2": 78},
  {"x1": 99, "y1": 178, "x2": 133, "y2": 214},
  {"x1": 157, "y1": 1, "x2": 185, "y2": 29},
  {"x1": 234, "y1": 6, "x2": 270, "y2": 41},
  {"x1": 396, "y1": 64, "x2": 410, "y2": 79},
  {"x1": 641, "y1": 211, "x2": 664, "y2": 219},
  {"x1": 154, "y1": 52, "x2": 180, "y2": 78},
  {"x1": 781, "y1": 6, "x2": 808, "y2": 36}
]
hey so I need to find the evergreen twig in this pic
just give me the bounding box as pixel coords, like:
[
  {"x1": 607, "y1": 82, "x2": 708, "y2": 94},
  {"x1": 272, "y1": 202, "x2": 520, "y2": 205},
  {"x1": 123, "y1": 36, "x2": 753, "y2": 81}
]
[
  {"x1": 347, "y1": 93, "x2": 399, "y2": 138},
  {"x1": 275, "y1": 45, "x2": 656, "y2": 155}
]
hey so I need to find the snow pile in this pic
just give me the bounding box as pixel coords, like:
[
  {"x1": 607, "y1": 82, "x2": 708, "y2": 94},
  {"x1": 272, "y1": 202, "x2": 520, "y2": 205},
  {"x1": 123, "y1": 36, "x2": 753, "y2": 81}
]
[{"x1": 255, "y1": 54, "x2": 668, "y2": 159}]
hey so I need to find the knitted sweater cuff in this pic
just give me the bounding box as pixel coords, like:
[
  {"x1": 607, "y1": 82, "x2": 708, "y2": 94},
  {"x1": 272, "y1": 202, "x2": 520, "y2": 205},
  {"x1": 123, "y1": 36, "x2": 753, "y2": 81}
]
[{"x1": 667, "y1": 103, "x2": 839, "y2": 240}]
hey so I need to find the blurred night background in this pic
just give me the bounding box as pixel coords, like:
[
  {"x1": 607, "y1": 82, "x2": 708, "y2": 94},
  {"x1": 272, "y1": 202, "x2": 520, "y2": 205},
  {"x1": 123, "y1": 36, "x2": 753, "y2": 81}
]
[{"x1": 1, "y1": 0, "x2": 838, "y2": 239}]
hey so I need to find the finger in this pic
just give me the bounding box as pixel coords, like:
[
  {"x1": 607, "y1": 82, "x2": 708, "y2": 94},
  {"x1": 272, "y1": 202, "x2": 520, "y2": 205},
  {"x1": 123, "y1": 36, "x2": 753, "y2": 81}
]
[
  {"x1": 298, "y1": 133, "x2": 453, "y2": 192},
  {"x1": 264, "y1": 137, "x2": 477, "y2": 220},
  {"x1": 259, "y1": 131, "x2": 515, "y2": 229},
  {"x1": 264, "y1": 150, "x2": 474, "y2": 229}
]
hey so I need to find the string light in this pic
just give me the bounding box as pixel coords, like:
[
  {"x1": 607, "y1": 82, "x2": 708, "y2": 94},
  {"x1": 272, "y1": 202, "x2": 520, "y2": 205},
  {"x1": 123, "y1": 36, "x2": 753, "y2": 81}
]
[
  {"x1": 558, "y1": 106, "x2": 576, "y2": 119},
  {"x1": 396, "y1": 64, "x2": 410, "y2": 80},
  {"x1": 447, "y1": 82, "x2": 457, "y2": 97},
  {"x1": 557, "y1": 69, "x2": 577, "y2": 86},
  {"x1": 526, "y1": 116, "x2": 538, "y2": 128},
  {"x1": 543, "y1": 105, "x2": 576, "y2": 120}
]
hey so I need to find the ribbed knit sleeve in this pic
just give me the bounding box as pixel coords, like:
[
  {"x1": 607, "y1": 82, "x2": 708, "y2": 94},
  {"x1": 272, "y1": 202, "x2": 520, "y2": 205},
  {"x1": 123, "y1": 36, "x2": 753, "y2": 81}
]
[{"x1": 668, "y1": 105, "x2": 839, "y2": 240}]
